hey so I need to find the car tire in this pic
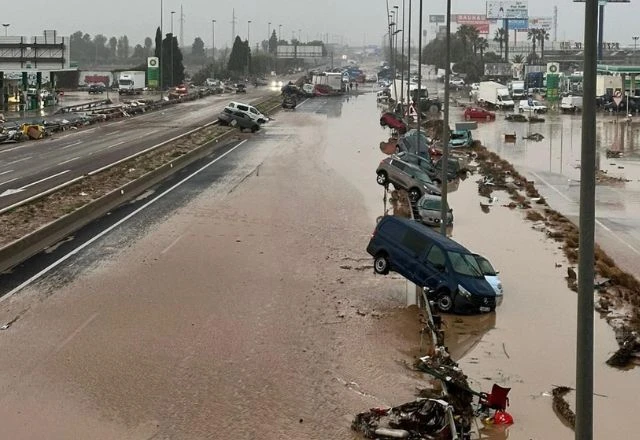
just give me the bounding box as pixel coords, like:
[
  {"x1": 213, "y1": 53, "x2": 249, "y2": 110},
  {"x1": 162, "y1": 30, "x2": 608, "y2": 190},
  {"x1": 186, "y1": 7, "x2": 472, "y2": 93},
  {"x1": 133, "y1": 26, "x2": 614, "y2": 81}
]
[
  {"x1": 374, "y1": 253, "x2": 390, "y2": 275},
  {"x1": 436, "y1": 290, "x2": 454, "y2": 313},
  {"x1": 376, "y1": 171, "x2": 388, "y2": 186},
  {"x1": 408, "y1": 188, "x2": 421, "y2": 202},
  {"x1": 251, "y1": 125, "x2": 259, "y2": 133}
]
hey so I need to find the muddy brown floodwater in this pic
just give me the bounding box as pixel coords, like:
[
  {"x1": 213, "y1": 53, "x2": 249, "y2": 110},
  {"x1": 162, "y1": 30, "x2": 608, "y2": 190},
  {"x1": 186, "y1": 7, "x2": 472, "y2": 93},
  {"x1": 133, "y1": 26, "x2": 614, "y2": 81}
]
[{"x1": 0, "y1": 88, "x2": 638, "y2": 439}]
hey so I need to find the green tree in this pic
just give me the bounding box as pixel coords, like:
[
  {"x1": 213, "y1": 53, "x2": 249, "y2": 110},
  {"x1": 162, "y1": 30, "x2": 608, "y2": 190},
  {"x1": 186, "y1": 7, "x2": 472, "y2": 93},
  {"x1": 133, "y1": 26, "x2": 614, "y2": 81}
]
[
  {"x1": 93, "y1": 34, "x2": 108, "y2": 63},
  {"x1": 161, "y1": 33, "x2": 185, "y2": 87},
  {"x1": 144, "y1": 37, "x2": 153, "y2": 57},
  {"x1": 192, "y1": 37, "x2": 205, "y2": 58},
  {"x1": 227, "y1": 36, "x2": 250, "y2": 76},
  {"x1": 108, "y1": 37, "x2": 118, "y2": 60},
  {"x1": 117, "y1": 36, "x2": 130, "y2": 59},
  {"x1": 456, "y1": 24, "x2": 479, "y2": 55},
  {"x1": 268, "y1": 30, "x2": 278, "y2": 54},
  {"x1": 493, "y1": 28, "x2": 506, "y2": 60},
  {"x1": 512, "y1": 54, "x2": 524, "y2": 63},
  {"x1": 537, "y1": 29, "x2": 549, "y2": 62},
  {"x1": 154, "y1": 27, "x2": 162, "y2": 59},
  {"x1": 476, "y1": 37, "x2": 489, "y2": 64},
  {"x1": 131, "y1": 44, "x2": 145, "y2": 60}
]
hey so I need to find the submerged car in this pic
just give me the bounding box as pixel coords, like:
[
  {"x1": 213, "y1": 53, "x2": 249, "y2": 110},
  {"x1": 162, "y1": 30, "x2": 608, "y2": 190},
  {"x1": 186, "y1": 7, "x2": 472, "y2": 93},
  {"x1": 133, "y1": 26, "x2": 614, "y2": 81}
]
[
  {"x1": 416, "y1": 194, "x2": 453, "y2": 227},
  {"x1": 449, "y1": 129, "x2": 473, "y2": 148},
  {"x1": 376, "y1": 156, "x2": 442, "y2": 202}
]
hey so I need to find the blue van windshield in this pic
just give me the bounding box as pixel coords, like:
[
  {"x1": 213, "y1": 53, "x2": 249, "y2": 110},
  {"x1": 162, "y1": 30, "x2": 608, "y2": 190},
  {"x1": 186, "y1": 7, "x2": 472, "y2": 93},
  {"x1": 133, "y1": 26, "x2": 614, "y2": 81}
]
[{"x1": 448, "y1": 252, "x2": 484, "y2": 278}]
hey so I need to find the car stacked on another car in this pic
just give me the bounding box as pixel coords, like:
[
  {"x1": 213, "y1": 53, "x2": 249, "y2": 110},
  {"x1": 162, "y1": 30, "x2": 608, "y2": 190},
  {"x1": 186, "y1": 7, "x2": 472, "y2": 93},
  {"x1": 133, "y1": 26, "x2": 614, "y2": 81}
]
[
  {"x1": 376, "y1": 155, "x2": 442, "y2": 202},
  {"x1": 217, "y1": 108, "x2": 261, "y2": 133}
]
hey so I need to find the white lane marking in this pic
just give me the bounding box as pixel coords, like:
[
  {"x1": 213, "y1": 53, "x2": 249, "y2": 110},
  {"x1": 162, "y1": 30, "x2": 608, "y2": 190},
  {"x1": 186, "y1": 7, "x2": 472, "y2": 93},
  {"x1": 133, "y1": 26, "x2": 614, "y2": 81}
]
[
  {"x1": 57, "y1": 156, "x2": 80, "y2": 166},
  {"x1": 0, "y1": 178, "x2": 17, "y2": 187},
  {"x1": 5, "y1": 156, "x2": 32, "y2": 166},
  {"x1": 0, "y1": 170, "x2": 14, "y2": 176},
  {"x1": 82, "y1": 128, "x2": 97, "y2": 134},
  {"x1": 145, "y1": 130, "x2": 159, "y2": 136},
  {"x1": 102, "y1": 140, "x2": 126, "y2": 150},
  {"x1": 54, "y1": 313, "x2": 99, "y2": 353},
  {"x1": 2, "y1": 140, "x2": 249, "y2": 302},
  {"x1": 61, "y1": 141, "x2": 83, "y2": 149},
  {"x1": 161, "y1": 234, "x2": 184, "y2": 254},
  {"x1": 21, "y1": 170, "x2": 71, "y2": 189},
  {"x1": 530, "y1": 173, "x2": 640, "y2": 256},
  {"x1": 529, "y1": 171, "x2": 574, "y2": 203},
  {"x1": 0, "y1": 145, "x2": 26, "y2": 154}
]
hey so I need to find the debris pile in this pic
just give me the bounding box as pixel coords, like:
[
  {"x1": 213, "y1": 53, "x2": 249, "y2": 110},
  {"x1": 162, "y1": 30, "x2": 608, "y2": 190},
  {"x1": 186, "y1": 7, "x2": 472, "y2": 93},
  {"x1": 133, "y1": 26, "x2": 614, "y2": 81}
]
[{"x1": 552, "y1": 386, "x2": 576, "y2": 429}]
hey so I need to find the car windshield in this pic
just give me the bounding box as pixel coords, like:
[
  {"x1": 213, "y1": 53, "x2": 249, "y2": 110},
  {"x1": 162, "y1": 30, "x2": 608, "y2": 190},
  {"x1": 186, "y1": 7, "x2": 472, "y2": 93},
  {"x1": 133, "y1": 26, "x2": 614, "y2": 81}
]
[
  {"x1": 450, "y1": 132, "x2": 467, "y2": 140},
  {"x1": 448, "y1": 251, "x2": 484, "y2": 278},
  {"x1": 475, "y1": 256, "x2": 497, "y2": 276},
  {"x1": 420, "y1": 198, "x2": 444, "y2": 211}
]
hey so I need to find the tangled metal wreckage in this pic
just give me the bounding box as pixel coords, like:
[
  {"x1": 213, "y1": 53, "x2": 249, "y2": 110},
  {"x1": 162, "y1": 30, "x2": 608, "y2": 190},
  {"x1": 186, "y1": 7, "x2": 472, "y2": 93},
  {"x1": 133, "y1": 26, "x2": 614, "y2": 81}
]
[{"x1": 352, "y1": 298, "x2": 513, "y2": 440}]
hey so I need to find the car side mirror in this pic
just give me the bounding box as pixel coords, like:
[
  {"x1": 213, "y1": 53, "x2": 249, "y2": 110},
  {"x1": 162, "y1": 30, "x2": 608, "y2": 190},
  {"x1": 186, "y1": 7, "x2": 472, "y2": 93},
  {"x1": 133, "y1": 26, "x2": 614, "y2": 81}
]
[{"x1": 449, "y1": 208, "x2": 453, "y2": 213}]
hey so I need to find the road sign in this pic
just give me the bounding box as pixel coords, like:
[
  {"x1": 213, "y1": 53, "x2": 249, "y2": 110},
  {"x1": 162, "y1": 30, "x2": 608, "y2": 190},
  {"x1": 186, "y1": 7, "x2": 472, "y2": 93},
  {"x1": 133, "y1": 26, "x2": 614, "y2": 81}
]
[
  {"x1": 429, "y1": 14, "x2": 445, "y2": 23},
  {"x1": 613, "y1": 90, "x2": 623, "y2": 106},
  {"x1": 486, "y1": 1, "x2": 529, "y2": 20}
]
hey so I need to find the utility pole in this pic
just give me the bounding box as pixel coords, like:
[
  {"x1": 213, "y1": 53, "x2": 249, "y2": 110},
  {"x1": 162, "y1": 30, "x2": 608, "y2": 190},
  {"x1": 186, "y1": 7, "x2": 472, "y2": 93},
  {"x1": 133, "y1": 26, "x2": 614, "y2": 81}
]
[
  {"x1": 440, "y1": 0, "x2": 451, "y2": 235},
  {"x1": 180, "y1": 4, "x2": 185, "y2": 48},
  {"x1": 160, "y1": 0, "x2": 164, "y2": 99},
  {"x1": 212, "y1": 19, "x2": 216, "y2": 60},
  {"x1": 400, "y1": 0, "x2": 405, "y2": 105},
  {"x1": 231, "y1": 8, "x2": 237, "y2": 44},
  {"x1": 171, "y1": 10, "x2": 176, "y2": 87},
  {"x1": 416, "y1": 0, "x2": 422, "y2": 142},
  {"x1": 406, "y1": 0, "x2": 411, "y2": 107},
  {"x1": 576, "y1": 2, "x2": 597, "y2": 439}
]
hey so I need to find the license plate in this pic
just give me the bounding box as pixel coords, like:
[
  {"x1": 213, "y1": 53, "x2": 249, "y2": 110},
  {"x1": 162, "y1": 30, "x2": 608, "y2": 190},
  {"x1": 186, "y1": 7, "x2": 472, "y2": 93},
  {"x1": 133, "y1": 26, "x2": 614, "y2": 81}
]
[{"x1": 479, "y1": 306, "x2": 491, "y2": 313}]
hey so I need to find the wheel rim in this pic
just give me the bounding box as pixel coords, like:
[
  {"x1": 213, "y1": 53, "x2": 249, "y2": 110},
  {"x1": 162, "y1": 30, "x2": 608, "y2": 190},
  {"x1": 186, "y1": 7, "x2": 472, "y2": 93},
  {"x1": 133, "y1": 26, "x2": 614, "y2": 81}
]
[
  {"x1": 409, "y1": 189, "x2": 420, "y2": 201},
  {"x1": 375, "y1": 257, "x2": 387, "y2": 272},
  {"x1": 377, "y1": 173, "x2": 387, "y2": 185},
  {"x1": 438, "y1": 295, "x2": 453, "y2": 311}
]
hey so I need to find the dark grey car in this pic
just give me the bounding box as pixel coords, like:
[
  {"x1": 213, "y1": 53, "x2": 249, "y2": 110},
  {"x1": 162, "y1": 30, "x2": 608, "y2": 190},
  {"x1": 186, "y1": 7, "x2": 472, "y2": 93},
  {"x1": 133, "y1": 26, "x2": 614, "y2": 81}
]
[
  {"x1": 376, "y1": 156, "x2": 441, "y2": 202},
  {"x1": 218, "y1": 108, "x2": 260, "y2": 132}
]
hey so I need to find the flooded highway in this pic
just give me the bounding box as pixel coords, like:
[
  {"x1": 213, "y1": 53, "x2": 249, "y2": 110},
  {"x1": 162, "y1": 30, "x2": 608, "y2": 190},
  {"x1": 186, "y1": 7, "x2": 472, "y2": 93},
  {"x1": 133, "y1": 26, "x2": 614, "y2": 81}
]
[{"x1": 0, "y1": 86, "x2": 639, "y2": 438}]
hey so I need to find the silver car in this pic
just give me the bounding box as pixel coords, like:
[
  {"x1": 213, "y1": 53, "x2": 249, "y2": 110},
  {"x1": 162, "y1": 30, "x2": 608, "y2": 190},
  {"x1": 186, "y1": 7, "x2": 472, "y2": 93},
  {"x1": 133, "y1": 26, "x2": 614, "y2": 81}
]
[
  {"x1": 376, "y1": 156, "x2": 442, "y2": 202},
  {"x1": 416, "y1": 194, "x2": 453, "y2": 227}
]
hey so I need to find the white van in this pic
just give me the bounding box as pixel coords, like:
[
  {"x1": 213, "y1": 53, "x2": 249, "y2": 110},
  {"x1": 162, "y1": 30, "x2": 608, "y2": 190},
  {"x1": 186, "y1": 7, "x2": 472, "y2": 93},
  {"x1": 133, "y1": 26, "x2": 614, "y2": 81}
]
[
  {"x1": 518, "y1": 99, "x2": 548, "y2": 114},
  {"x1": 560, "y1": 96, "x2": 583, "y2": 113},
  {"x1": 225, "y1": 101, "x2": 269, "y2": 124}
]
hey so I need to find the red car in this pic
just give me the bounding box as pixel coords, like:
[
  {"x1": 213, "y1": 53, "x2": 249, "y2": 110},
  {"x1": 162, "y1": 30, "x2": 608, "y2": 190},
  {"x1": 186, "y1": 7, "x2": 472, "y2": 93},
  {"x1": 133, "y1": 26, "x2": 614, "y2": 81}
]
[
  {"x1": 380, "y1": 112, "x2": 408, "y2": 134},
  {"x1": 464, "y1": 107, "x2": 495, "y2": 121}
]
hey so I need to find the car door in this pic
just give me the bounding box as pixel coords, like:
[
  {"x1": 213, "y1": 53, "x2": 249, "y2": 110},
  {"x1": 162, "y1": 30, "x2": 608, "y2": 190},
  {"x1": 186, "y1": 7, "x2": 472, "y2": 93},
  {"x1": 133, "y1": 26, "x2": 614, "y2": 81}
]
[
  {"x1": 414, "y1": 243, "x2": 447, "y2": 289},
  {"x1": 397, "y1": 229, "x2": 430, "y2": 284},
  {"x1": 390, "y1": 161, "x2": 411, "y2": 189}
]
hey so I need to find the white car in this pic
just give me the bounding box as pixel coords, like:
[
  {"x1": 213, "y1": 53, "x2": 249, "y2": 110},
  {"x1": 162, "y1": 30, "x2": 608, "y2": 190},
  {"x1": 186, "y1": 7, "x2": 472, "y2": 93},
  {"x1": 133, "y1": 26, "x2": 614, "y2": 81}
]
[
  {"x1": 449, "y1": 78, "x2": 465, "y2": 87},
  {"x1": 518, "y1": 99, "x2": 548, "y2": 114},
  {"x1": 474, "y1": 254, "x2": 504, "y2": 306},
  {"x1": 225, "y1": 101, "x2": 269, "y2": 124}
]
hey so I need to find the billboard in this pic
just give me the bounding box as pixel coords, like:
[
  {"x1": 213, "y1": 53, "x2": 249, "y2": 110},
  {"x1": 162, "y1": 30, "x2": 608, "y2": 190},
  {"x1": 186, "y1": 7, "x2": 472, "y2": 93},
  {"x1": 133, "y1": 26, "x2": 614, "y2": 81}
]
[
  {"x1": 453, "y1": 14, "x2": 490, "y2": 34},
  {"x1": 429, "y1": 15, "x2": 445, "y2": 23},
  {"x1": 484, "y1": 63, "x2": 513, "y2": 77},
  {"x1": 276, "y1": 45, "x2": 323, "y2": 59},
  {"x1": 486, "y1": 1, "x2": 529, "y2": 19},
  {"x1": 529, "y1": 16, "x2": 553, "y2": 30},
  {"x1": 147, "y1": 57, "x2": 159, "y2": 88},
  {"x1": 509, "y1": 19, "x2": 529, "y2": 30}
]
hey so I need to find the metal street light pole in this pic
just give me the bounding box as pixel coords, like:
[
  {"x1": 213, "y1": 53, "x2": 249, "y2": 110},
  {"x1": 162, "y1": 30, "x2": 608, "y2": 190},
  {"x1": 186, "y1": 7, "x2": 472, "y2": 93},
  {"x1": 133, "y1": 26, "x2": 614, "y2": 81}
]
[
  {"x1": 634, "y1": 36, "x2": 639, "y2": 51},
  {"x1": 400, "y1": 0, "x2": 405, "y2": 105},
  {"x1": 440, "y1": 0, "x2": 451, "y2": 235},
  {"x1": 170, "y1": 10, "x2": 176, "y2": 87},
  {"x1": 278, "y1": 24, "x2": 282, "y2": 41},
  {"x1": 248, "y1": 21, "x2": 252, "y2": 75},
  {"x1": 212, "y1": 20, "x2": 216, "y2": 60},
  {"x1": 2, "y1": 24, "x2": 9, "y2": 37},
  {"x1": 416, "y1": 0, "x2": 422, "y2": 142},
  {"x1": 406, "y1": 0, "x2": 411, "y2": 110},
  {"x1": 160, "y1": 0, "x2": 164, "y2": 99},
  {"x1": 576, "y1": 1, "x2": 598, "y2": 438}
]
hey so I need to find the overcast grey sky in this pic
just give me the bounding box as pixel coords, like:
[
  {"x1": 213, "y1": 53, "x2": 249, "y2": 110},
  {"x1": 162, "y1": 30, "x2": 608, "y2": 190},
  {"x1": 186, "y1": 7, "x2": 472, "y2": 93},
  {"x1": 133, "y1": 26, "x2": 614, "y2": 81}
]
[{"x1": 5, "y1": 0, "x2": 638, "y2": 49}]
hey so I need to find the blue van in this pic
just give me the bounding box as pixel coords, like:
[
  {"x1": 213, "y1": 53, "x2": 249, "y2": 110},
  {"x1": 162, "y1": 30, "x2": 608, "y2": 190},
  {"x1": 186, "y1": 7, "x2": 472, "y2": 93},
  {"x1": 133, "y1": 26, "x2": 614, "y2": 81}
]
[{"x1": 366, "y1": 216, "x2": 497, "y2": 313}]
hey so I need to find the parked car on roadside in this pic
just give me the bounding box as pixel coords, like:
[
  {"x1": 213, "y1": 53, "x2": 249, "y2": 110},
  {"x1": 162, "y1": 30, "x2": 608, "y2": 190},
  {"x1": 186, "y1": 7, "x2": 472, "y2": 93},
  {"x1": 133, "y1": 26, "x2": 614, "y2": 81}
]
[
  {"x1": 449, "y1": 77, "x2": 465, "y2": 88},
  {"x1": 380, "y1": 112, "x2": 408, "y2": 134},
  {"x1": 217, "y1": 108, "x2": 261, "y2": 132},
  {"x1": 88, "y1": 83, "x2": 106, "y2": 94},
  {"x1": 474, "y1": 254, "x2": 504, "y2": 305},
  {"x1": 225, "y1": 101, "x2": 269, "y2": 124},
  {"x1": 416, "y1": 194, "x2": 453, "y2": 227},
  {"x1": 367, "y1": 216, "x2": 497, "y2": 313},
  {"x1": 376, "y1": 156, "x2": 442, "y2": 201},
  {"x1": 463, "y1": 107, "x2": 495, "y2": 121},
  {"x1": 235, "y1": 83, "x2": 247, "y2": 93}
]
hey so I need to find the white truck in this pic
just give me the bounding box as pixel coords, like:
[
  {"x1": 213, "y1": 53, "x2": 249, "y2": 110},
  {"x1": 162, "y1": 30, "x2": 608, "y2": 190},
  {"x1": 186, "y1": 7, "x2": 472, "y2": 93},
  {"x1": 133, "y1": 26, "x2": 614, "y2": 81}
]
[
  {"x1": 510, "y1": 80, "x2": 526, "y2": 100},
  {"x1": 560, "y1": 96, "x2": 583, "y2": 113},
  {"x1": 118, "y1": 71, "x2": 145, "y2": 95},
  {"x1": 477, "y1": 81, "x2": 514, "y2": 109}
]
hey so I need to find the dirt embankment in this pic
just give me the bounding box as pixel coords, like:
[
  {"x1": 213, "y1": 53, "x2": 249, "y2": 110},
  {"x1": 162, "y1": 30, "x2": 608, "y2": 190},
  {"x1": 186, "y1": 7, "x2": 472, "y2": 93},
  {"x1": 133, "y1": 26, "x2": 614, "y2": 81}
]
[{"x1": 471, "y1": 144, "x2": 640, "y2": 368}]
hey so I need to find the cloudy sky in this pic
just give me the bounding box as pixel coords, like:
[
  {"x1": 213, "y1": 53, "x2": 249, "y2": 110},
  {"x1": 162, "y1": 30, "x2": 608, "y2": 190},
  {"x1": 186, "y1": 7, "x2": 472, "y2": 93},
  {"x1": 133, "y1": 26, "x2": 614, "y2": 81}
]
[{"x1": 4, "y1": 0, "x2": 637, "y2": 49}]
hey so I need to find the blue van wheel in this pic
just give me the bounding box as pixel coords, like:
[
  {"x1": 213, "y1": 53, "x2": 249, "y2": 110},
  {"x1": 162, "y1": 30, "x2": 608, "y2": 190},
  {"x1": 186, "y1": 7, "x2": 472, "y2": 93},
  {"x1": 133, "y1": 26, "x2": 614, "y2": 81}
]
[
  {"x1": 436, "y1": 291, "x2": 454, "y2": 312},
  {"x1": 374, "y1": 254, "x2": 390, "y2": 275}
]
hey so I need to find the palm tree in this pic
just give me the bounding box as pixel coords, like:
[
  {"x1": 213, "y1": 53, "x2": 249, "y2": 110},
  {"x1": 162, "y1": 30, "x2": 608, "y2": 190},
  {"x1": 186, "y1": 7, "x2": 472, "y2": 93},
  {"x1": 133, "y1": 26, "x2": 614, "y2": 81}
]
[
  {"x1": 527, "y1": 28, "x2": 540, "y2": 63},
  {"x1": 457, "y1": 24, "x2": 479, "y2": 55},
  {"x1": 493, "y1": 28, "x2": 506, "y2": 60},
  {"x1": 537, "y1": 29, "x2": 550, "y2": 62},
  {"x1": 477, "y1": 37, "x2": 489, "y2": 64},
  {"x1": 512, "y1": 54, "x2": 524, "y2": 63}
]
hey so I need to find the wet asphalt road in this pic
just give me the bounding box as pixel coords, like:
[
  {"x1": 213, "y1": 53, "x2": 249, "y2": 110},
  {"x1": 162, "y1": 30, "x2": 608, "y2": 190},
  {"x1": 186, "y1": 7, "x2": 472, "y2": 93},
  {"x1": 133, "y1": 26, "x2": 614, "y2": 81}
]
[{"x1": 0, "y1": 86, "x2": 278, "y2": 210}]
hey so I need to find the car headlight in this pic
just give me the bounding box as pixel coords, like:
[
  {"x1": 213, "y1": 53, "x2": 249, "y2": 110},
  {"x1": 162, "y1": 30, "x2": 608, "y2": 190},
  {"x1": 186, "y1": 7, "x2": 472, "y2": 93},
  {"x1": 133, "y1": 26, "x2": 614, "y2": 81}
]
[{"x1": 458, "y1": 284, "x2": 472, "y2": 298}]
